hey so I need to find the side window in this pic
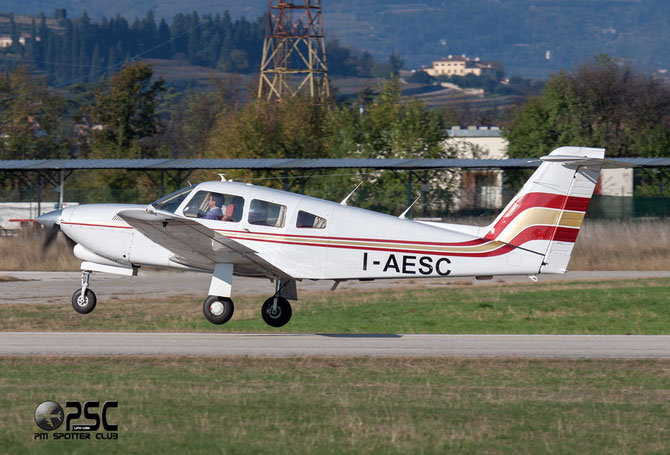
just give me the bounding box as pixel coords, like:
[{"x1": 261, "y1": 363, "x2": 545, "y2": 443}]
[
  {"x1": 296, "y1": 210, "x2": 327, "y2": 229},
  {"x1": 183, "y1": 191, "x2": 244, "y2": 222},
  {"x1": 248, "y1": 199, "x2": 286, "y2": 228}
]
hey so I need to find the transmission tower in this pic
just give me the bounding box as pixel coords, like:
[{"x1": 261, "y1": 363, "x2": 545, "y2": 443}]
[{"x1": 257, "y1": 0, "x2": 330, "y2": 102}]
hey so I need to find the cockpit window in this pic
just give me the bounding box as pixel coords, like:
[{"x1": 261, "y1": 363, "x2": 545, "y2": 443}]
[
  {"x1": 151, "y1": 186, "x2": 195, "y2": 213},
  {"x1": 182, "y1": 190, "x2": 244, "y2": 222},
  {"x1": 248, "y1": 199, "x2": 286, "y2": 227},
  {"x1": 296, "y1": 211, "x2": 327, "y2": 229}
]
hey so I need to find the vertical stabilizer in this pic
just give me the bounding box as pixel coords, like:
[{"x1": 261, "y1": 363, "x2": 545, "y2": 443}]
[{"x1": 483, "y1": 147, "x2": 606, "y2": 274}]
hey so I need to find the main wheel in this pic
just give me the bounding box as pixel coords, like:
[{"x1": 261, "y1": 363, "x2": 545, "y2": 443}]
[
  {"x1": 261, "y1": 296, "x2": 292, "y2": 327},
  {"x1": 203, "y1": 296, "x2": 234, "y2": 325},
  {"x1": 72, "y1": 289, "x2": 97, "y2": 314}
]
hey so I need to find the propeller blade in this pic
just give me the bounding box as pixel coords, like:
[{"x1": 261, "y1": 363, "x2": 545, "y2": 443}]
[{"x1": 42, "y1": 224, "x2": 60, "y2": 252}]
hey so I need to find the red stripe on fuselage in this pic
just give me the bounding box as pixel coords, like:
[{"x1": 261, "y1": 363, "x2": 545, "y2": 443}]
[
  {"x1": 224, "y1": 234, "x2": 519, "y2": 257},
  {"x1": 213, "y1": 228, "x2": 490, "y2": 247},
  {"x1": 62, "y1": 221, "x2": 134, "y2": 229}
]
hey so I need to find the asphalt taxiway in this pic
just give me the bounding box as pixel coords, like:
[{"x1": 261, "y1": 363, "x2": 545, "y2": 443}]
[
  {"x1": 2, "y1": 270, "x2": 670, "y2": 304},
  {"x1": 1, "y1": 333, "x2": 669, "y2": 358}
]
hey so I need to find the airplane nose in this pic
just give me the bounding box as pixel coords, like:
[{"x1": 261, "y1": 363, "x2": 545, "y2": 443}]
[{"x1": 36, "y1": 209, "x2": 63, "y2": 229}]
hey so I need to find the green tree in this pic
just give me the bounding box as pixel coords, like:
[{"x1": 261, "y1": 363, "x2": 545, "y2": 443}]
[
  {"x1": 86, "y1": 61, "x2": 166, "y2": 159},
  {"x1": 505, "y1": 55, "x2": 670, "y2": 158},
  {"x1": 203, "y1": 92, "x2": 331, "y2": 194},
  {"x1": 168, "y1": 78, "x2": 237, "y2": 159},
  {"x1": 322, "y1": 77, "x2": 452, "y2": 214},
  {"x1": 0, "y1": 65, "x2": 70, "y2": 161}
]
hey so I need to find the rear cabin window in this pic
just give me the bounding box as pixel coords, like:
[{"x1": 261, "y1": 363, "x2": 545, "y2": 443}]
[
  {"x1": 296, "y1": 210, "x2": 327, "y2": 229},
  {"x1": 248, "y1": 199, "x2": 286, "y2": 228},
  {"x1": 182, "y1": 191, "x2": 244, "y2": 222}
]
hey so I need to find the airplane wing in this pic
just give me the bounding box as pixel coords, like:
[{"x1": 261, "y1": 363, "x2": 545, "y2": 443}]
[{"x1": 117, "y1": 208, "x2": 293, "y2": 279}]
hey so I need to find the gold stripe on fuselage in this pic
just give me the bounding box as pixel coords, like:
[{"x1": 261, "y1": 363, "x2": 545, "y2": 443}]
[{"x1": 234, "y1": 232, "x2": 507, "y2": 254}]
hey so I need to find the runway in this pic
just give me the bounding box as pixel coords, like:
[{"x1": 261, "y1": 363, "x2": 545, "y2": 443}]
[{"x1": 2, "y1": 332, "x2": 669, "y2": 358}]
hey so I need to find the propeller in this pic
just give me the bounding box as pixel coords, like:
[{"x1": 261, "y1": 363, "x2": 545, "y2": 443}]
[
  {"x1": 43, "y1": 224, "x2": 61, "y2": 251},
  {"x1": 36, "y1": 209, "x2": 64, "y2": 253}
]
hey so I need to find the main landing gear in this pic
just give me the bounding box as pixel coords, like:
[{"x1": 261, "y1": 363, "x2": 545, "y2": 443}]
[
  {"x1": 203, "y1": 296, "x2": 234, "y2": 324},
  {"x1": 68, "y1": 269, "x2": 294, "y2": 328},
  {"x1": 201, "y1": 279, "x2": 294, "y2": 328},
  {"x1": 72, "y1": 270, "x2": 97, "y2": 314},
  {"x1": 261, "y1": 295, "x2": 292, "y2": 327}
]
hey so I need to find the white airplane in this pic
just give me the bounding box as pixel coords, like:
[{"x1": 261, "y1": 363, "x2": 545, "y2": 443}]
[{"x1": 36, "y1": 146, "x2": 625, "y2": 327}]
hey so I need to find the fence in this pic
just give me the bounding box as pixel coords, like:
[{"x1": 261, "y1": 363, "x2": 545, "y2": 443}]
[
  {"x1": 588, "y1": 195, "x2": 670, "y2": 220},
  {"x1": 1, "y1": 187, "x2": 669, "y2": 221}
]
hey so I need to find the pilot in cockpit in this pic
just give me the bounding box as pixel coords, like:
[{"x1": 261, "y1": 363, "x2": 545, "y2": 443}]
[{"x1": 203, "y1": 193, "x2": 225, "y2": 220}]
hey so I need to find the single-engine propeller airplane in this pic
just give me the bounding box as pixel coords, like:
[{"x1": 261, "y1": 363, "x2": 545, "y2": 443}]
[{"x1": 36, "y1": 146, "x2": 627, "y2": 327}]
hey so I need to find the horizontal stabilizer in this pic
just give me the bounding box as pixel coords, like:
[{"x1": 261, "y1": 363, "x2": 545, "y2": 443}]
[{"x1": 540, "y1": 155, "x2": 635, "y2": 169}]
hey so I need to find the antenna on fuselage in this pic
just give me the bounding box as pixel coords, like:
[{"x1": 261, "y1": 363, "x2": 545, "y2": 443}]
[
  {"x1": 218, "y1": 174, "x2": 228, "y2": 182},
  {"x1": 340, "y1": 182, "x2": 363, "y2": 206},
  {"x1": 399, "y1": 195, "x2": 421, "y2": 219}
]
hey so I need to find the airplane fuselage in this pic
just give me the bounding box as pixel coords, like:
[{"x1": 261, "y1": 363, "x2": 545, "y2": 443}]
[{"x1": 59, "y1": 181, "x2": 545, "y2": 281}]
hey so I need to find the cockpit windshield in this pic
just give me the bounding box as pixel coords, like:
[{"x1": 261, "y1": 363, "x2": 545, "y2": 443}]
[{"x1": 150, "y1": 185, "x2": 196, "y2": 213}]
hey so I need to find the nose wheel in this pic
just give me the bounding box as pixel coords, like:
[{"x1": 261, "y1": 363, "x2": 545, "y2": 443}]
[
  {"x1": 261, "y1": 296, "x2": 292, "y2": 327},
  {"x1": 72, "y1": 271, "x2": 96, "y2": 314},
  {"x1": 72, "y1": 288, "x2": 97, "y2": 314}
]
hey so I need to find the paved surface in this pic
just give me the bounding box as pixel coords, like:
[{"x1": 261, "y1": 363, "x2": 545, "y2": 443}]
[
  {"x1": 1, "y1": 332, "x2": 669, "y2": 358},
  {"x1": 1, "y1": 270, "x2": 670, "y2": 305}
]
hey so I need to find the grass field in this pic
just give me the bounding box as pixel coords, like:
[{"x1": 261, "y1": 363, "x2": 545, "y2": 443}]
[
  {"x1": 1, "y1": 357, "x2": 668, "y2": 454},
  {"x1": 1, "y1": 279, "x2": 669, "y2": 335}
]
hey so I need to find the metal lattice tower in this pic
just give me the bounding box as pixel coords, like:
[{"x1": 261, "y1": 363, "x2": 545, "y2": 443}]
[{"x1": 258, "y1": 1, "x2": 330, "y2": 102}]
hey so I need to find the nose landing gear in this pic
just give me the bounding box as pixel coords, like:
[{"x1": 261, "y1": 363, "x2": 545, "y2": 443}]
[{"x1": 71, "y1": 270, "x2": 97, "y2": 314}]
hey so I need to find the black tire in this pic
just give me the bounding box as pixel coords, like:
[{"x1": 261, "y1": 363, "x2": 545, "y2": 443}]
[
  {"x1": 261, "y1": 296, "x2": 292, "y2": 327},
  {"x1": 203, "y1": 296, "x2": 234, "y2": 325},
  {"x1": 72, "y1": 289, "x2": 97, "y2": 314}
]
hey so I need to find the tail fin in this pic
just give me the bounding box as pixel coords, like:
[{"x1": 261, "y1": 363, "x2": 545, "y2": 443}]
[{"x1": 484, "y1": 146, "x2": 612, "y2": 274}]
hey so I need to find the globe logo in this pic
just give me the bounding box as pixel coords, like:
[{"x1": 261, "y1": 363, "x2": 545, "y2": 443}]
[{"x1": 34, "y1": 401, "x2": 63, "y2": 431}]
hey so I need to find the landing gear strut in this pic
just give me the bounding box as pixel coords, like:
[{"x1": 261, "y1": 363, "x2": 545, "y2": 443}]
[
  {"x1": 72, "y1": 271, "x2": 97, "y2": 314},
  {"x1": 261, "y1": 280, "x2": 293, "y2": 327}
]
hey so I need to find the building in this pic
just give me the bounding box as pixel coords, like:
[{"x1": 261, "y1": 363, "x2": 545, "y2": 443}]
[
  {"x1": 445, "y1": 126, "x2": 634, "y2": 214},
  {"x1": 446, "y1": 126, "x2": 507, "y2": 211},
  {"x1": 423, "y1": 55, "x2": 500, "y2": 78},
  {"x1": 0, "y1": 33, "x2": 40, "y2": 48}
]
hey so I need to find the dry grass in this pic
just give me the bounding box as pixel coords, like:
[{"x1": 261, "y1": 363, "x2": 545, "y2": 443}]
[
  {"x1": 0, "y1": 220, "x2": 668, "y2": 271},
  {"x1": 0, "y1": 226, "x2": 79, "y2": 271},
  {"x1": 571, "y1": 220, "x2": 670, "y2": 270}
]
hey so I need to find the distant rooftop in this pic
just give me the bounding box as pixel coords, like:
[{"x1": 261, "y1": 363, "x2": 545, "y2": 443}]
[{"x1": 448, "y1": 126, "x2": 503, "y2": 137}]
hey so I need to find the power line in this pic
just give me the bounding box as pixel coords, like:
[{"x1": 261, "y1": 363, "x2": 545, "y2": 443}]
[{"x1": 0, "y1": 19, "x2": 203, "y2": 102}]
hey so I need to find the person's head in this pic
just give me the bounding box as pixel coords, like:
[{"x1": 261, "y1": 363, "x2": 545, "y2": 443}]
[{"x1": 208, "y1": 193, "x2": 224, "y2": 208}]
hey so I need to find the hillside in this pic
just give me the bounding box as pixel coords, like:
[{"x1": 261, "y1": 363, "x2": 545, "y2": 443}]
[{"x1": 2, "y1": 1, "x2": 670, "y2": 78}]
